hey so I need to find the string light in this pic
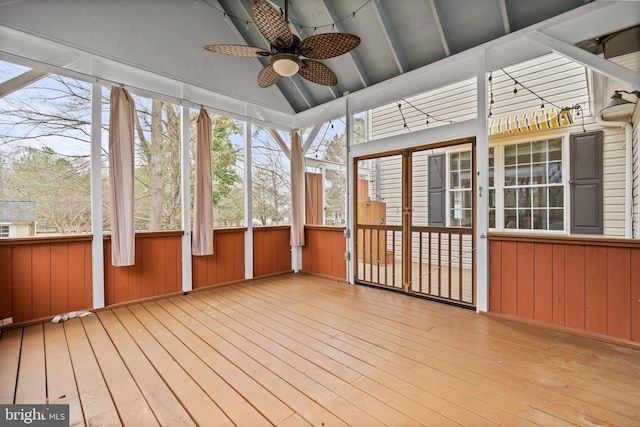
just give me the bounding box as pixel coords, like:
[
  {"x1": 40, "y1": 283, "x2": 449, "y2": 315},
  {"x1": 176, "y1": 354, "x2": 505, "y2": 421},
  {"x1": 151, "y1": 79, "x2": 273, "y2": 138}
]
[
  {"x1": 494, "y1": 67, "x2": 587, "y2": 132},
  {"x1": 396, "y1": 98, "x2": 454, "y2": 132},
  {"x1": 499, "y1": 67, "x2": 561, "y2": 110},
  {"x1": 199, "y1": 0, "x2": 372, "y2": 34},
  {"x1": 488, "y1": 72, "x2": 494, "y2": 118}
]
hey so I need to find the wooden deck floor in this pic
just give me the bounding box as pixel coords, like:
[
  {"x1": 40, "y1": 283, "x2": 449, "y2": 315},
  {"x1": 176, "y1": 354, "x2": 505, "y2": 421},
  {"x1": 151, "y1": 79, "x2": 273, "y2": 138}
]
[{"x1": 1, "y1": 273, "x2": 639, "y2": 426}]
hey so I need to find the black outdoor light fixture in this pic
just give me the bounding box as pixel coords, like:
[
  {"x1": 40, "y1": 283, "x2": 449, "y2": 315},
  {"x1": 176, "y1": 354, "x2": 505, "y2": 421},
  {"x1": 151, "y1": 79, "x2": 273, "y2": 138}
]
[{"x1": 600, "y1": 90, "x2": 640, "y2": 116}]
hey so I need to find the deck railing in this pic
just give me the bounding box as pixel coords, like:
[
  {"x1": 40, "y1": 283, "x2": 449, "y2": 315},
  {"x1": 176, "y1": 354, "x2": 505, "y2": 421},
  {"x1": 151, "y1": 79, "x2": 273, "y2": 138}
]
[{"x1": 356, "y1": 224, "x2": 475, "y2": 307}]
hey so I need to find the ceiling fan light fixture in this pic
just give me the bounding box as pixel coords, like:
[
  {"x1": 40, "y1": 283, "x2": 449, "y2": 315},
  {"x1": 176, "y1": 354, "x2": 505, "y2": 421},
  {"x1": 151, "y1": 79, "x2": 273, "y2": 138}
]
[{"x1": 271, "y1": 53, "x2": 301, "y2": 76}]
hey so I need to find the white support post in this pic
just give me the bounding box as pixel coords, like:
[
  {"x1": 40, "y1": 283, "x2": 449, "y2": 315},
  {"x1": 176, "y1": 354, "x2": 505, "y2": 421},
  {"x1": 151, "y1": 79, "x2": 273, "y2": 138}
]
[
  {"x1": 291, "y1": 129, "x2": 303, "y2": 273},
  {"x1": 90, "y1": 83, "x2": 105, "y2": 309},
  {"x1": 180, "y1": 105, "x2": 193, "y2": 292},
  {"x1": 292, "y1": 247, "x2": 302, "y2": 272},
  {"x1": 475, "y1": 51, "x2": 490, "y2": 313},
  {"x1": 346, "y1": 98, "x2": 355, "y2": 284},
  {"x1": 244, "y1": 121, "x2": 254, "y2": 279},
  {"x1": 321, "y1": 166, "x2": 326, "y2": 225}
]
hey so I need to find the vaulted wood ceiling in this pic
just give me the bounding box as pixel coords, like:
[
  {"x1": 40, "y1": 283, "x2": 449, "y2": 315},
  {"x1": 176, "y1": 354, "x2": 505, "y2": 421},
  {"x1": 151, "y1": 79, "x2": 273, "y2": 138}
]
[{"x1": 0, "y1": 0, "x2": 637, "y2": 130}]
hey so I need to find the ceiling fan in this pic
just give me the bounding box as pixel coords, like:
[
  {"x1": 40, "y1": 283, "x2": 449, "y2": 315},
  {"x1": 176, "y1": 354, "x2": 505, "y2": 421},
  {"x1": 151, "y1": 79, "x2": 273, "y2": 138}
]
[{"x1": 204, "y1": 0, "x2": 361, "y2": 87}]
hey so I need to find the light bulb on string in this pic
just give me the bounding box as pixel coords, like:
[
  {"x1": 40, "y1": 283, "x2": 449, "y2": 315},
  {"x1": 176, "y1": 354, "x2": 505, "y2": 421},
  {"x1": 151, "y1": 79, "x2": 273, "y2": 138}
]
[{"x1": 513, "y1": 81, "x2": 519, "y2": 96}]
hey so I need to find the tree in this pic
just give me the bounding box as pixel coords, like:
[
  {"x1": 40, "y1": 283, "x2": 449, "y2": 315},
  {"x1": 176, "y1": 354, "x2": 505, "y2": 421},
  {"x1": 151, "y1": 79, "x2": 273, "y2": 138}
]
[
  {"x1": 133, "y1": 97, "x2": 182, "y2": 230},
  {"x1": 2, "y1": 146, "x2": 91, "y2": 234},
  {"x1": 321, "y1": 117, "x2": 366, "y2": 225},
  {"x1": 0, "y1": 74, "x2": 93, "y2": 234},
  {"x1": 251, "y1": 128, "x2": 290, "y2": 225}
]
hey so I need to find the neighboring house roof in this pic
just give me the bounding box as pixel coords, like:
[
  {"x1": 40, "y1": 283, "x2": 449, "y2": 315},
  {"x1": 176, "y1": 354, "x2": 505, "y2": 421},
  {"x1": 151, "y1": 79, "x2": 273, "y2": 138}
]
[{"x1": 0, "y1": 201, "x2": 37, "y2": 222}]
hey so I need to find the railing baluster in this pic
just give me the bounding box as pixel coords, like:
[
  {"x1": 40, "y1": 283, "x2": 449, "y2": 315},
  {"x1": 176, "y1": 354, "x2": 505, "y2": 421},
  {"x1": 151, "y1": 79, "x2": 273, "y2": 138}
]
[
  {"x1": 419, "y1": 231, "x2": 423, "y2": 294},
  {"x1": 375, "y1": 229, "x2": 380, "y2": 284},
  {"x1": 459, "y1": 232, "x2": 463, "y2": 302},
  {"x1": 437, "y1": 233, "x2": 442, "y2": 297},
  {"x1": 368, "y1": 228, "x2": 373, "y2": 282},
  {"x1": 448, "y1": 232, "x2": 452, "y2": 300},
  {"x1": 392, "y1": 231, "x2": 396, "y2": 288},
  {"x1": 428, "y1": 232, "x2": 432, "y2": 295}
]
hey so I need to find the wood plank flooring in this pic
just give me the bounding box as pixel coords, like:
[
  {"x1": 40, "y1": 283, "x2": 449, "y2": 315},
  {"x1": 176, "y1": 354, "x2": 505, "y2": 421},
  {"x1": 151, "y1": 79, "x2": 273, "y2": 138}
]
[{"x1": 1, "y1": 273, "x2": 639, "y2": 426}]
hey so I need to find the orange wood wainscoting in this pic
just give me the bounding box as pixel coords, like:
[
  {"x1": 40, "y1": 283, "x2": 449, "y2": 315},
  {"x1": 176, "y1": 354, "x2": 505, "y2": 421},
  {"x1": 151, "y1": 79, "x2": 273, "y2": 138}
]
[
  {"x1": 488, "y1": 233, "x2": 640, "y2": 348},
  {"x1": 1, "y1": 227, "x2": 298, "y2": 327},
  {"x1": 302, "y1": 226, "x2": 347, "y2": 281},
  {"x1": 253, "y1": 226, "x2": 292, "y2": 277},
  {"x1": 0, "y1": 235, "x2": 93, "y2": 324},
  {"x1": 104, "y1": 231, "x2": 183, "y2": 305},
  {"x1": 191, "y1": 227, "x2": 245, "y2": 289}
]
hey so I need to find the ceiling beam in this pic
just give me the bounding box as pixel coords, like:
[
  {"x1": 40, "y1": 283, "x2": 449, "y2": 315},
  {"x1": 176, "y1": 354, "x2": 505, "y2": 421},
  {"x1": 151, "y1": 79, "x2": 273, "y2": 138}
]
[
  {"x1": 429, "y1": 0, "x2": 450, "y2": 56},
  {"x1": 268, "y1": 128, "x2": 291, "y2": 158},
  {"x1": 317, "y1": 0, "x2": 371, "y2": 88},
  {"x1": 371, "y1": 0, "x2": 405, "y2": 74},
  {"x1": 528, "y1": 31, "x2": 640, "y2": 90},
  {"x1": 0, "y1": 69, "x2": 49, "y2": 98},
  {"x1": 499, "y1": 0, "x2": 510, "y2": 34},
  {"x1": 302, "y1": 125, "x2": 321, "y2": 154}
]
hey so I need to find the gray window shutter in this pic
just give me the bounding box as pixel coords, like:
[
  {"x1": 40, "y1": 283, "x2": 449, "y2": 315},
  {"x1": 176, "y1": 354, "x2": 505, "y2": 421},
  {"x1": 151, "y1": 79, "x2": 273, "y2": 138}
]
[
  {"x1": 428, "y1": 154, "x2": 446, "y2": 226},
  {"x1": 570, "y1": 131, "x2": 603, "y2": 234}
]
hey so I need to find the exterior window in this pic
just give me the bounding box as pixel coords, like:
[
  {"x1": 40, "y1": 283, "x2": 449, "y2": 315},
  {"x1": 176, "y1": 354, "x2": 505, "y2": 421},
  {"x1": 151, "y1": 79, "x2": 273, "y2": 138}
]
[
  {"x1": 449, "y1": 151, "x2": 472, "y2": 227},
  {"x1": 503, "y1": 139, "x2": 563, "y2": 230},
  {"x1": 0, "y1": 225, "x2": 9, "y2": 237}
]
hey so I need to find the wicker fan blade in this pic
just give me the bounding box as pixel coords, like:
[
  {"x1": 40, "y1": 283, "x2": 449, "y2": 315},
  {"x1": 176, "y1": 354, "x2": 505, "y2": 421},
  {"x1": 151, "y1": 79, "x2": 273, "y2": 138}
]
[
  {"x1": 258, "y1": 64, "x2": 282, "y2": 88},
  {"x1": 252, "y1": 0, "x2": 293, "y2": 49},
  {"x1": 204, "y1": 44, "x2": 271, "y2": 57},
  {"x1": 298, "y1": 33, "x2": 361, "y2": 59},
  {"x1": 299, "y1": 59, "x2": 338, "y2": 86}
]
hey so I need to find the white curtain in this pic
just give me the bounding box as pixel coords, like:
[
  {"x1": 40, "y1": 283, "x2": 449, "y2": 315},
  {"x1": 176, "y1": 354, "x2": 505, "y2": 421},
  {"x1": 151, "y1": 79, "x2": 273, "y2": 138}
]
[
  {"x1": 192, "y1": 108, "x2": 214, "y2": 256},
  {"x1": 290, "y1": 130, "x2": 305, "y2": 247},
  {"x1": 109, "y1": 87, "x2": 136, "y2": 266}
]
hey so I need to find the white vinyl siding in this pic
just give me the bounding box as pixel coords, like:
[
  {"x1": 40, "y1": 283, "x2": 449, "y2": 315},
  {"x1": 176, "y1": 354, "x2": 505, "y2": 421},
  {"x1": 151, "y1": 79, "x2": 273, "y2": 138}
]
[
  {"x1": 369, "y1": 78, "x2": 477, "y2": 140},
  {"x1": 489, "y1": 55, "x2": 590, "y2": 118},
  {"x1": 602, "y1": 127, "x2": 626, "y2": 237}
]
